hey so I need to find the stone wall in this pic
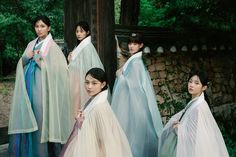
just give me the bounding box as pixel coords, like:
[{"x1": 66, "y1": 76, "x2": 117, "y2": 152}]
[{"x1": 118, "y1": 50, "x2": 236, "y2": 123}]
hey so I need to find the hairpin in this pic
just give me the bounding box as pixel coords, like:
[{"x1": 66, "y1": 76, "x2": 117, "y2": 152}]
[{"x1": 131, "y1": 33, "x2": 137, "y2": 37}]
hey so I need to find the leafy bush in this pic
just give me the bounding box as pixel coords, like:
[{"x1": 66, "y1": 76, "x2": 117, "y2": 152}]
[{"x1": 1, "y1": 44, "x2": 22, "y2": 75}]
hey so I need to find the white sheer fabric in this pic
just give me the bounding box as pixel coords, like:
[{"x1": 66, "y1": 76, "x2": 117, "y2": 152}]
[
  {"x1": 112, "y1": 52, "x2": 163, "y2": 157},
  {"x1": 160, "y1": 93, "x2": 229, "y2": 157},
  {"x1": 62, "y1": 90, "x2": 133, "y2": 157},
  {"x1": 68, "y1": 36, "x2": 104, "y2": 114},
  {"x1": 8, "y1": 34, "x2": 72, "y2": 143}
]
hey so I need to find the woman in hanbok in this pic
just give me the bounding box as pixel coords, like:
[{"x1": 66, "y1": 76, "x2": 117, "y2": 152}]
[
  {"x1": 8, "y1": 15, "x2": 72, "y2": 157},
  {"x1": 111, "y1": 33, "x2": 163, "y2": 157},
  {"x1": 60, "y1": 67, "x2": 133, "y2": 157},
  {"x1": 67, "y1": 21, "x2": 104, "y2": 116},
  {"x1": 159, "y1": 69, "x2": 229, "y2": 157}
]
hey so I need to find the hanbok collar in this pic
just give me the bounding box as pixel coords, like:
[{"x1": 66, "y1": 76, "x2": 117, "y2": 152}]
[
  {"x1": 71, "y1": 36, "x2": 91, "y2": 61},
  {"x1": 33, "y1": 33, "x2": 53, "y2": 57},
  {"x1": 83, "y1": 90, "x2": 108, "y2": 117},
  {"x1": 185, "y1": 92, "x2": 205, "y2": 111},
  {"x1": 34, "y1": 39, "x2": 44, "y2": 49},
  {"x1": 192, "y1": 92, "x2": 204, "y2": 103},
  {"x1": 122, "y1": 51, "x2": 142, "y2": 72}
]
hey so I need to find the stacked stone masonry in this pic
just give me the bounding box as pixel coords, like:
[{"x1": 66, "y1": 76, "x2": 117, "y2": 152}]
[{"x1": 118, "y1": 49, "x2": 236, "y2": 123}]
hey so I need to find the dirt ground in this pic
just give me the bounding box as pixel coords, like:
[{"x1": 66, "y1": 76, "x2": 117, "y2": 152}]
[{"x1": 0, "y1": 81, "x2": 14, "y2": 128}]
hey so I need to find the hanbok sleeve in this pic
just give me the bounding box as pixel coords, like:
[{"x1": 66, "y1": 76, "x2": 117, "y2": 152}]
[
  {"x1": 123, "y1": 59, "x2": 163, "y2": 135},
  {"x1": 176, "y1": 102, "x2": 229, "y2": 157},
  {"x1": 22, "y1": 41, "x2": 35, "y2": 66},
  {"x1": 22, "y1": 54, "x2": 31, "y2": 66},
  {"x1": 112, "y1": 58, "x2": 162, "y2": 156},
  {"x1": 64, "y1": 101, "x2": 133, "y2": 157},
  {"x1": 69, "y1": 43, "x2": 104, "y2": 111},
  {"x1": 176, "y1": 107, "x2": 199, "y2": 157},
  {"x1": 92, "y1": 102, "x2": 133, "y2": 157}
]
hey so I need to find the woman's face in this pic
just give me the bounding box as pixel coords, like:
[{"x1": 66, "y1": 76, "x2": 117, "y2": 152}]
[
  {"x1": 85, "y1": 74, "x2": 106, "y2": 96},
  {"x1": 75, "y1": 26, "x2": 89, "y2": 41},
  {"x1": 128, "y1": 42, "x2": 143, "y2": 55},
  {"x1": 188, "y1": 75, "x2": 206, "y2": 99},
  {"x1": 34, "y1": 20, "x2": 50, "y2": 40}
]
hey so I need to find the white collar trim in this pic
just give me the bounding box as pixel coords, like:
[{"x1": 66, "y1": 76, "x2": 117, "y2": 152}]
[
  {"x1": 123, "y1": 51, "x2": 142, "y2": 72},
  {"x1": 83, "y1": 90, "x2": 108, "y2": 117},
  {"x1": 71, "y1": 36, "x2": 91, "y2": 60}
]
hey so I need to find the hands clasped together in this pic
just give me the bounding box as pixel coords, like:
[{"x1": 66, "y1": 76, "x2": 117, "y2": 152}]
[{"x1": 26, "y1": 50, "x2": 42, "y2": 67}]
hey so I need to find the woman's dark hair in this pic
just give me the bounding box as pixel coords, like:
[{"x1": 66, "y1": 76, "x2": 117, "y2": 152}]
[
  {"x1": 75, "y1": 21, "x2": 90, "y2": 45},
  {"x1": 33, "y1": 15, "x2": 51, "y2": 27},
  {"x1": 85, "y1": 68, "x2": 108, "y2": 91},
  {"x1": 188, "y1": 69, "x2": 209, "y2": 86},
  {"x1": 188, "y1": 69, "x2": 210, "y2": 104},
  {"x1": 128, "y1": 32, "x2": 144, "y2": 44},
  {"x1": 128, "y1": 32, "x2": 144, "y2": 53}
]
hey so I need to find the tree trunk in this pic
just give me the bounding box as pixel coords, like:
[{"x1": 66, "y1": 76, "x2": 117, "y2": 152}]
[
  {"x1": 96, "y1": 0, "x2": 116, "y2": 89},
  {"x1": 120, "y1": 0, "x2": 140, "y2": 25},
  {"x1": 0, "y1": 39, "x2": 3, "y2": 77},
  {"x1": 64, "y1": 0, "x2": 92, "y2": 52}
]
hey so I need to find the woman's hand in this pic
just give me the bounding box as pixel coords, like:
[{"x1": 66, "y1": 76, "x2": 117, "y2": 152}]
[
  {"x1": 172, "y1": 121, "x2": 180, "y2": 128},
  {"x1": 26, "y1": 51, "x2": 35, "y2": 59},
  {"x1": 67, "y1": 52, "x2": 72, "y2": 62},
  {"x1": 116, "y1": 68, "x2": 123, "y2": 76},
  {"x1": 76, "y1": 110, "x2": 84, "y2": 129},
  {"x1": 26, "y1": 50, "x2": 40, "y2": 59},
  {"x1": 33, "y1": 50, "x2": 42, "y2": 67},
  {"x1": 76, "y1": 110, "x2": 84, "y2": 121}
]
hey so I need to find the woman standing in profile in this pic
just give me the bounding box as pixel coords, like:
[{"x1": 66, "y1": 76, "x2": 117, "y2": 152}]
[
  {"x1": 8, "y1": 15, "x2": 72, "y2": 157},
  {"x1": 111, "y1": 33, "x2": 163, "y2": 157},
  {"x1": 67, "y1": 21, "x2": 104, "y2": 117},
  {"x1": 159, "y1": 69, "x2": 229, "y2": 157}
]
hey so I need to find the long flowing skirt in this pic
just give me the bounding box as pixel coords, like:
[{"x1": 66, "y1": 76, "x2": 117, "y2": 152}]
[{"x1": 8, "y1": 61, "x2": 48, "y2": 157}]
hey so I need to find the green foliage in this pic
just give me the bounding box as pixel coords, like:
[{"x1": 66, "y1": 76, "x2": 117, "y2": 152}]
[
  {"x1": 139, "y1": 0, "x2": 160, "y2": 26},
  {"x1": 0, "y1": 0, "x2": 63, "y2": 75},
  {"x1": 162, "y1": 98, "x2": 185, "y2": 118},
  {"x1": 137, "y1": 0, "x2": 236, "y2": 32},
  {"x1": 115, "y1": 0, "x2": 236, "y2": 31},
  {"x1": 114, "y1": 0, "x2": 121, "y2": 24},
  {"x1": 158, "y1": 89, "x2": 186, "y2": 120}
]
